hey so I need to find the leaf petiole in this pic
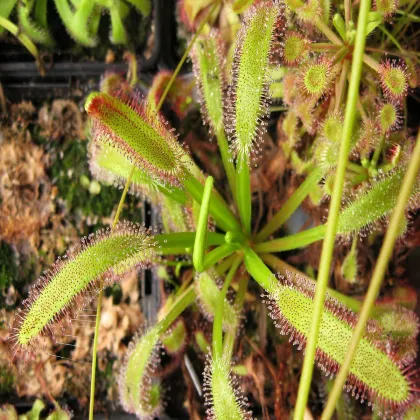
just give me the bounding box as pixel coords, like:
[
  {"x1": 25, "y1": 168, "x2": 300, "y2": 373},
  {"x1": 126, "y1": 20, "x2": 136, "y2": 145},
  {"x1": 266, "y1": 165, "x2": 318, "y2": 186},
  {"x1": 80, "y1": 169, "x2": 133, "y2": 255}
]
[{"x1": 193, "y1": 176, "x2": 214, "y2": 272}]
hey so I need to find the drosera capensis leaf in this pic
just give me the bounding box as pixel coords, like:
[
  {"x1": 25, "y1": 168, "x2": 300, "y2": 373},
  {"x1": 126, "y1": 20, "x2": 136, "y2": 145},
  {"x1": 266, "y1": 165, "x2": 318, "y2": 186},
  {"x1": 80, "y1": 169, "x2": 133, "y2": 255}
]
[
  {"x1": 203, "y1": 354, "x2": 254, "y2": 420},
  {"x1": 10, "y1": 221, "x2": 155, "y2": 354},
  {"x1": 86, "y1": 91, "x2": 241, "y2": 233},
  {"x1": 227, "y1": 0, "x2": 283, "y2": 161},
  {"x1": 243, "y1": 248, "x2": 420, "y2": 417},
  {"x1": 126, "y1": 0, "x2": 152, "y2": 17},
  {"x1": 89, "y1": 138, "x2": 159, "y2": 204},
  {"x1": 85, "y1": 92, "x2": 189, "y2": 188},
  {"x1": 118, "y1": 327, "x2": 162, "y2": 419},
  {"x1": 159, "y1": 194, "x2": 189, "y2": 233},
  {"x1": 88, "y1": 139, "x2": 187, "y2": 206},
  {"x1": 191, "y1": 31, "x2": 226, "y2": 134},
  {"x1": 374, "y1": 0, "x2": 398, "y2": 19},
  {"x1": 337, "y1": 166, "x2": 419, "y2": 237},
  {"x1": 377, "y1": 308, "x2": 419, "y2": 366},
  {"x1": 226, "y1": 0, "x2": 283, "y2": 233},
  {"x1": 256, "y1": 165, "x2": 420, "y2": 252},
  {"x1": 119, "y1": 285, "x2": 195, "y2": 418},
  {"x1": 195, "y1": 271, "x2": 239, "y2": 333},
  {"x1": 191, "y1": 30, "x2": 237, "y2": 201}
]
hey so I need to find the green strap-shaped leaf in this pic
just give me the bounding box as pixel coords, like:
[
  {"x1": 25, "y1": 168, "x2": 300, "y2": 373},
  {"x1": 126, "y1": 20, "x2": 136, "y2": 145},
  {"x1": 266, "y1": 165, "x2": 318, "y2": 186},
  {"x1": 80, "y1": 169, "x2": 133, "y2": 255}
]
[
  {"x1": 228, "y1": 1, "x2": 282, "y2": 160},
  {"x1": 14, "y1": 222, "x2": 155, "y2": 349},
  {"x1": 126, "y1": 0, "x2": 152, "y2": 17},
  {"x1": 18, "y1": 0, "x2": 54, "y2": 45},
  {"x1": 243, "y1": 248, "x2": 415, "y2": 415},
  {"x1": 89, "y1": 139, "x2": 187, "y2": 205},
  {"x1": 192, "y1": 31, "x2": 225, "y2": 133},
  {"x1": 204, "y1": 357, "x2": 253, "y2": 420},
  {"x1": 119, "y1": 327, "x2": 162, "y2": 418},
  {"x1": 0, "y1": 0, "x2": 17, "y2": 35},
  {"x1": 53, "y1": 0, "x2": 97, "y2": 46},
  {"x1": 337, "y1": 167, "x2": 419, "y2": 236}
]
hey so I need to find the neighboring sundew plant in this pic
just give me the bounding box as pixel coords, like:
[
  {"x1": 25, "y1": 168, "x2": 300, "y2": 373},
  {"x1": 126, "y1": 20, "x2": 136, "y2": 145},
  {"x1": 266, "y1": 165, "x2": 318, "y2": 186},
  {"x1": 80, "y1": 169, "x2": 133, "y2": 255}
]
[
  {"x1": 281, "y1": 31, "x2": 309, "y2": 66},
  {"x1": 299, "y1": 57, "x2": 335, "y2": 100},
  {"x1": 378, "y1": 60, "x2": 409, "y2": 104},
  {"x1": 9, "y1": 221, "x2": 155, "y2": 356},
  {"x1": 2, "y1": 0, "x2": 151, "y2": 47},
  {"x1": 377, "y1": 102, "x2": 401, "y2": 135},
  {"x1": 8, "y1": 0, "x2": 420, "y2": 418}
]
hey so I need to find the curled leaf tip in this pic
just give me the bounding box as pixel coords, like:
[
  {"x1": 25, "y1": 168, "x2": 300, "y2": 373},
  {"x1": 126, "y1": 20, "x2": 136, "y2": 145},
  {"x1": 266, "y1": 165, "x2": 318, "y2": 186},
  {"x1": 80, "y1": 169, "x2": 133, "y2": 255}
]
[{"x1": 85, "y1": 92, "x2": 188, "y2": 187}]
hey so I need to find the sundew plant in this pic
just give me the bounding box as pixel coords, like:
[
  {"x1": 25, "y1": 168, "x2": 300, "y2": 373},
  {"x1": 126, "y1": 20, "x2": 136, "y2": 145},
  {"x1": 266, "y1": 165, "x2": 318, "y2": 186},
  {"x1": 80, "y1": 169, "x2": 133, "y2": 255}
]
[{"x1": 7, "y1": 0, "x2": 420, "y2": 419}]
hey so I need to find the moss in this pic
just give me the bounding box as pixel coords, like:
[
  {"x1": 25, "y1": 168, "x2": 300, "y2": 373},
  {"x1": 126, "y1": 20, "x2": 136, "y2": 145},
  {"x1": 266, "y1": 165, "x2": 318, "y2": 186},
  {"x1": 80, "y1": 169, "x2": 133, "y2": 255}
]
[
  {"x1": 0, "y1": 365, "x2": 14, "y2": 396},
  {"x1": 0, "y1": 241, "x2": 17, "y2": 292}
]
